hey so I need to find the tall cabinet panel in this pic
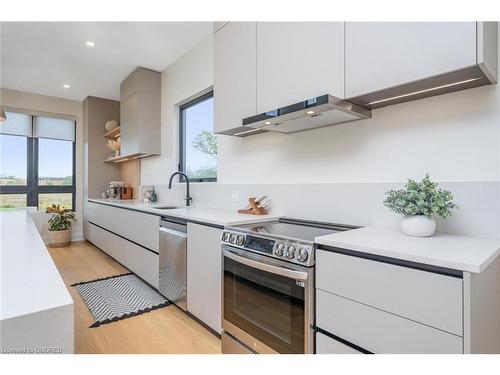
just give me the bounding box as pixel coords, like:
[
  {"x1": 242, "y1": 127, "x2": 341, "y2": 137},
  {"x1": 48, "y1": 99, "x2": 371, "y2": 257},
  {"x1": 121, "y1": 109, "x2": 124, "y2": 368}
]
[
  {"x1": 256, "y1": 22, "x2": 344, "y2": 113},
  {"x1": 186, "y1": 222, "x2": 223, "y2": 333},
  {"x1": 120, "y1": 92, "x2": 140, "y2": 156},
  {"x1": 83, "y1": 96, "x2": 121, "y2": 237},
  {"x1": 119, "y1": 67, "x2": 161, "y2": 157},
  {"x1": 345, "y1": 22, "x2": 477, "y2": 98},
  {"x1": 214, "y1": 22, "x2": 257, "y2": 134}
]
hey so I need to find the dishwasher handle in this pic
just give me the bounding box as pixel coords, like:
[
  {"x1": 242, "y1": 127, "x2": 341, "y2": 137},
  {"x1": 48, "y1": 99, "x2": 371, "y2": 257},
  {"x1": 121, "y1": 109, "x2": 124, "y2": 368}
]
[{"x1": 159, "y1": 226, "x2": 187, "y2": 238}]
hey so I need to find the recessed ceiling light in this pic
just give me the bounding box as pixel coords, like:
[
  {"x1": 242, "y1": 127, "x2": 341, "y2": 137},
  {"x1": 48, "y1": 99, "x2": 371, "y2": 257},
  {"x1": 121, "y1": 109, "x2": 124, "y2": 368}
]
[
  {"x1": 85, "y1": 41, "x2": 95, "y2": 47},
  {"x1": 306, "y1": 110, "x2": 315, "y2": 115},
  {"x1": 62, "y1": 84, "x2": 70, "y2": 89},
  {"x1": 264, "y1": 121, "x2": 272, "y2": 125}
]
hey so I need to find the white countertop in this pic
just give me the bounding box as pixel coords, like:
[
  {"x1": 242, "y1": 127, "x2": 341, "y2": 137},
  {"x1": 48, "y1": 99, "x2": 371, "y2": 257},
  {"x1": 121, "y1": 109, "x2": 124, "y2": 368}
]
[
  {"x1": 315, "y1": 225, "x2": 500, "y2": 273},
  {"x1": 88, "y1": 199, "x2": 282, "y2": 227},
  {"x1": 0, "y1": 209, "x2": 73, "y2": 321}
]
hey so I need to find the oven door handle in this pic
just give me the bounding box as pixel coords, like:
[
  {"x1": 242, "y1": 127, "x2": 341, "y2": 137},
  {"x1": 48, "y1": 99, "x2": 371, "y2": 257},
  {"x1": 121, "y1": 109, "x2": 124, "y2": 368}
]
[{"x1": 223, "y1": 249, "x2": 309, "y2": 281}]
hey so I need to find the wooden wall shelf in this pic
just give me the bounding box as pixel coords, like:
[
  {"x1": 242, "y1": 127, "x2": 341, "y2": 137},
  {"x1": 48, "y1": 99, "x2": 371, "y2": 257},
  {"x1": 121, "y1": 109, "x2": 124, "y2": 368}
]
[
  {"x1": 104, "y1": 153, "x2": 153, "y2": 163},
  {"x1": 104, "y1": 126, "x2": 121, "y2": 139}
]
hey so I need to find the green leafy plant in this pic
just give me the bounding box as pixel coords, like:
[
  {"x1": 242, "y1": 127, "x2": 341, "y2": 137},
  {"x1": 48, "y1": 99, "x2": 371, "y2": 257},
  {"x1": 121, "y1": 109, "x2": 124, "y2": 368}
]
[
  {"x1": 192, "y1": 130, "x2": 217, "y2": 158},
  {"x1": 383, "y1": 174, "x2": 458, "y2": 218},
  {"x1": 188, "y1": 130, "x2": 218, "y2": 179},
  {"x1": 46, "y1": 204, "x2": 76, "y2": 231}
]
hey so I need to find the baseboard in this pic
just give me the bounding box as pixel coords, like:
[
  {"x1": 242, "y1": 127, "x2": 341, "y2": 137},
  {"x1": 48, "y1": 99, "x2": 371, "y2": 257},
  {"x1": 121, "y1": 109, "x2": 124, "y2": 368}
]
[{"x1": 71, "y1": 232, "x2": 84, "y2": 242}]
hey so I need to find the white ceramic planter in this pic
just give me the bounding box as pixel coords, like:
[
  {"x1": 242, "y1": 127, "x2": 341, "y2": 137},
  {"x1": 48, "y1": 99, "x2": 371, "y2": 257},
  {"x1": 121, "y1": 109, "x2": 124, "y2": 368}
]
[{"x1": 400, "y1": 215, "x2": 436, "y2": 237}]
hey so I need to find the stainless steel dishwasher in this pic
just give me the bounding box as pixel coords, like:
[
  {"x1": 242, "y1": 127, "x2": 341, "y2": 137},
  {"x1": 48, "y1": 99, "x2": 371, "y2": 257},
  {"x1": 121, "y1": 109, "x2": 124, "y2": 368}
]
[{"x1": 159, "y1": 218, "x2": 187, "y2": 311}]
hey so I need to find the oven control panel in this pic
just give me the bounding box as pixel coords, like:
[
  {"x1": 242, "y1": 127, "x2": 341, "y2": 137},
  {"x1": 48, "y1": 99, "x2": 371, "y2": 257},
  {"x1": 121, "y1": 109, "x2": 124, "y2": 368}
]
[
  {"x1": 221, "y1": 230, "x2": 313, "y2": 266},
  {"x1": 245, "y1": 235, "x2": 275, "y2": 254}
]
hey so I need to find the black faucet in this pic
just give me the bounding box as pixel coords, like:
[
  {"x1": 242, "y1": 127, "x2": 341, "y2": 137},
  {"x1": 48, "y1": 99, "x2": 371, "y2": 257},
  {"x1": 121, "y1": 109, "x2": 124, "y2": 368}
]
[{"x1": 168, "y1": 171, "x2": 192, "y2": 206}]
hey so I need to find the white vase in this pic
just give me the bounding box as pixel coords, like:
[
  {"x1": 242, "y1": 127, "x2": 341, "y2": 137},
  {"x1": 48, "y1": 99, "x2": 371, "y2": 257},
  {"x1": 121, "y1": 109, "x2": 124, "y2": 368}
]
[{"x1": 400, "y1": 215, "x2": 436, "y2": 237}]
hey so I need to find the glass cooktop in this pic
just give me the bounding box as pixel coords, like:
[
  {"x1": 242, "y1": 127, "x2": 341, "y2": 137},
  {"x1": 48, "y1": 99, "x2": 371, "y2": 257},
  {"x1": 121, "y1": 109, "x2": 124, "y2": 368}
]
[{"x1": 232, "y1": 219, "x2": 355, "y2": 243}]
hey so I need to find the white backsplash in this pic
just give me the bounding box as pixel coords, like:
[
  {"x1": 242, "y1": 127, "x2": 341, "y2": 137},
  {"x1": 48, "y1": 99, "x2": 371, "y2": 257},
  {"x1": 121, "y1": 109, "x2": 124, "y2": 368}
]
[{"x1": 151, "y1": 181, "x2": 500, "y2": 239}]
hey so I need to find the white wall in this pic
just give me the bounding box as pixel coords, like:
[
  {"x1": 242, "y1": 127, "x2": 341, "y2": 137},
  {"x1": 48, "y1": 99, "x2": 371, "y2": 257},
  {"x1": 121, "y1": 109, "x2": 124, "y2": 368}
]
[
  {"x1": 218, "y1": 83, "x2": 500, "y2": 184},
  {"x1": 140, "y1": 35, "x2": 214, "y2": 184},
  {"x1": 0, "y1": 88, "x2": 84, "y2": 241},
  {"x1": 141, "y1": 25, "x2": 500, "y2": 238}
]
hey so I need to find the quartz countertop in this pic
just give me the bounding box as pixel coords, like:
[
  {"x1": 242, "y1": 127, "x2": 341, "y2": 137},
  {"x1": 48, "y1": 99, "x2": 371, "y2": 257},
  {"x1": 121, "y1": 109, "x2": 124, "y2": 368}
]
[
  {"x1": 87, "y1": 198, "x2": 282, "y2": 227},
  {"x1": 315, "y1": 225, "x2": 500, "y2": 273},
  {"x1": 0, "y1": 209, "x2": 73, "y2": 321}
]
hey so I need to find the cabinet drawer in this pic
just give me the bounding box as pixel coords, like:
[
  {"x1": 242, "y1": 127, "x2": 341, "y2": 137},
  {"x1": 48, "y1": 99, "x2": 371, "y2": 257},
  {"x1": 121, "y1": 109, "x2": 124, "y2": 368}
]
[
  {"x1": 87, "y1": 220, "x2": 119, "y2": 259},
  {"x1": 87, "y1": 202, "x2": 159, "y2": 252},
  {"x1": 316, "y1": 250, "x2": 462, "y2": 336},
  {"x1": 316, "y1": 289, "x2": 463, "y2": 354},
  {"x1": 87, "y1": 223, "x2": 159, "y2": 288},
  {"x1": 316, "y1": 332, "x2": 363, "y2": 354}
]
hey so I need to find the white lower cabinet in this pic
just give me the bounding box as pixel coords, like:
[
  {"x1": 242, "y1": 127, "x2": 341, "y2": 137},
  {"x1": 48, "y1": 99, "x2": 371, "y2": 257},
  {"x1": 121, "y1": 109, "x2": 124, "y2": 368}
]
[
  {"x1": 86, "y1": 201, "x2": 160, "y2": 252},
  {"x1": 87, "y1": 219, "x2": 159, "y2": 288},
  {"x1": 316, "y1": 332, "x2": 363, "y2": 354},
  {"x1": 316, "y1": 289, "x2": 462, "y2": 354},
  {"x1": 315, "y1": 249, "x2": 464, "y2": 354},
  {"x1": 186, "y1": 222, "x2": 223, "y2": 333},
  {"x1": 316, "y1": 250, "x2": 463, "y2": 336}
]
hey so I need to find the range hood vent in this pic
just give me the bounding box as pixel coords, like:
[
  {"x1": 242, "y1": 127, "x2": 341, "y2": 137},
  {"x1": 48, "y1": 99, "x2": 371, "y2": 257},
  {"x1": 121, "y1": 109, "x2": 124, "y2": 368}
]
[
  {"x1": 218, "y1": 63, "x2": 495, "y2": 138},
  {"x1": 349, "y1": 64, "x2": 495, "y2": 109},
  {"x1": 236, "y1": 95, "x2": 371, "y2": 135}
]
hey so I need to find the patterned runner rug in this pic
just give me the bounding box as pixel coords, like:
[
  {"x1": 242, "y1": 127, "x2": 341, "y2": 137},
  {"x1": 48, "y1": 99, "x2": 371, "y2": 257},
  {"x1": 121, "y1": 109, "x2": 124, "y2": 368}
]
[{"x1": 71, "y1": 273, "x2": 170, "y2": 327}]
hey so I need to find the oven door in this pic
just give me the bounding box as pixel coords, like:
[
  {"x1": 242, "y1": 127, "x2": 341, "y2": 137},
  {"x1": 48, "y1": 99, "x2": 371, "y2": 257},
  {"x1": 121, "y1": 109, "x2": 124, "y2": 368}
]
[{"x1": 222, "y1": 245, "x2": 313, "y2": 354}]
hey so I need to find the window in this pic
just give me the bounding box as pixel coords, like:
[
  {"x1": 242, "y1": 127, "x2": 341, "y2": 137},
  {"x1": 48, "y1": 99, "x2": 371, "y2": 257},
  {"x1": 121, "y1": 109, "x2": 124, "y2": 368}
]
[
  {"x1": 0, "y1": 111, "x2": 75, "y2": 211},
  {"x1": 179, "y1": 92, "x2": 216, "y2": 182}
]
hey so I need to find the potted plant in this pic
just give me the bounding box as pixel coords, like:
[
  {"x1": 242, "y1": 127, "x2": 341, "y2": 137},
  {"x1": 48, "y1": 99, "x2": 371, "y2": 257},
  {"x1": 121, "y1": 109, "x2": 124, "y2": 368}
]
[
  {"x1": 46, "y1": 204, "x2": 76, "y2": 247},
  {"x1": 383, "y1": 174, "x2": 458, "y2": 237}
]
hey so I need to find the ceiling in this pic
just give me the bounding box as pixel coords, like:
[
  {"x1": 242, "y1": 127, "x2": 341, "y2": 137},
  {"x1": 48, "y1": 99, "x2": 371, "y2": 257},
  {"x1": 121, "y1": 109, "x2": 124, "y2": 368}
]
[{"x1": 1, "y1": 22, "x2": 212, "y2": 101}]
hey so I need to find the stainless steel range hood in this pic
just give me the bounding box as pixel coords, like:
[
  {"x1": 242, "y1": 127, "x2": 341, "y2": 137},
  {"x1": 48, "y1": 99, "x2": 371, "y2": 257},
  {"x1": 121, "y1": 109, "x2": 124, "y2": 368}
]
[{"x1": 236, "y1": 95, "x2": 371, "y2": 135}]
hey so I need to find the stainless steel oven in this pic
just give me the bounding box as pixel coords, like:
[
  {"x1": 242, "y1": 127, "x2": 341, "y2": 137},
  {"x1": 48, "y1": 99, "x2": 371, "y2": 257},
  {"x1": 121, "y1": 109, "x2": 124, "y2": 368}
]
[
  {"x1": 222, "y1": 244, "x2": 314, "y2": 354},
  {"x1": 221, "y1": 219, "x2": 355, "y2": 354}
]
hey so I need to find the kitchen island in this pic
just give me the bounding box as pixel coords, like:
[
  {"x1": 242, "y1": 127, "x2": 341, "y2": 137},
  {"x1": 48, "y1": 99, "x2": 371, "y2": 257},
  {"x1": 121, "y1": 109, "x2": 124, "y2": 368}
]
[{"x1": 0, "y1": 209, "x2": 74, "y2": 354}]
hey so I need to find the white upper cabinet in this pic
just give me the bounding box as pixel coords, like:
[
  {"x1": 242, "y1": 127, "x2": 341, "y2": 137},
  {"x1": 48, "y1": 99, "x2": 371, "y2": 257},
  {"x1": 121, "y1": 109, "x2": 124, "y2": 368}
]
[
  {"x1": 119, "y1": 67, "x2": 161, "y2": 157},
  {"x1": 214, "y1": 22, "x2": 496, "y2": 135},
  {"x1": 214, "y1": 22, "x2": 257, "y2": 134},
  {"x1": 345, "y1": 22, "x2": 477, "y2": 98},
  {"x1": 213, "y1": 22, "x2": 229, "y2": 33},
  {"x1": 256, "y1": 22, "x2": 344, "y2": 113}
]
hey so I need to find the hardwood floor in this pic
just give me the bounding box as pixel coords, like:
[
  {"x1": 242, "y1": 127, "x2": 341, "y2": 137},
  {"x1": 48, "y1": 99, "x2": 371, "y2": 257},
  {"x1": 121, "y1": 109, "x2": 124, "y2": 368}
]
[{"x1": 48, "y1": 240, "x2": 221, "y2": 354}]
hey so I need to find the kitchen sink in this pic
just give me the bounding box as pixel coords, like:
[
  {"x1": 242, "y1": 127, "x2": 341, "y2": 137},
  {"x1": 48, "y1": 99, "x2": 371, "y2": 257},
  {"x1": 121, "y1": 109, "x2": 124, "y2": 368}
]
[{"x1": 154, "y1": 206, "x2": 182, "y2": 210}]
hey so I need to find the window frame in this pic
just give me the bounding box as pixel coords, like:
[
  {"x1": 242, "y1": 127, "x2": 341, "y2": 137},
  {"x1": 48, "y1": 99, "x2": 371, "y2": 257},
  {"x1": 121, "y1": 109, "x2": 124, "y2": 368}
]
[
  {"x1": 178, "y1": 91, "x2": 216, "y2": 183},
  {"x1": 0, "y1": 112, "x2": 76, "y2": 211}
]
